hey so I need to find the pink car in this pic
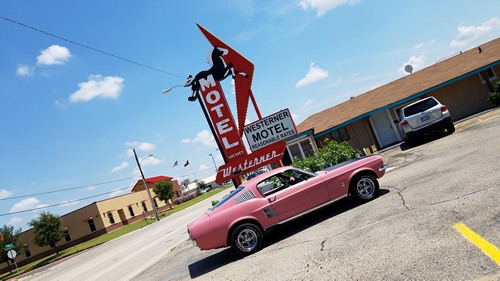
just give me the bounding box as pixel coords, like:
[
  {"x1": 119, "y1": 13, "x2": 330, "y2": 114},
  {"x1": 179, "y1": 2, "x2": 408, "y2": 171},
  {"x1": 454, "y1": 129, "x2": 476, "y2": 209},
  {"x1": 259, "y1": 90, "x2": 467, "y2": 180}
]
[{"x1": 187, "y1": 155, "x2": 387, "y2": 255}]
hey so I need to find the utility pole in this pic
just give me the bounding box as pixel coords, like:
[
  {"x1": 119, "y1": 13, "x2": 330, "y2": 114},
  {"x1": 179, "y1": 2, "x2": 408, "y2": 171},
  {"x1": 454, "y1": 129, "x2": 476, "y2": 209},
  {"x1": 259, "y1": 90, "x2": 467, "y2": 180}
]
[{"x1": 133, "y1": 148, "x2": 160, "y2": 221}]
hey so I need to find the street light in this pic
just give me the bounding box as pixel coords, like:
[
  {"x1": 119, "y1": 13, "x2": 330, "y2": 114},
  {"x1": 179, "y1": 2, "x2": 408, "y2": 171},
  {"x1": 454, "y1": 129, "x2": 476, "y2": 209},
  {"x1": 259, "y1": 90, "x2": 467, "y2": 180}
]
[
  {"x1": 133, "y1": 149, "x2": 160, "y2": 222},
  {"x1": 162, "y1": 84, "x2": 184, "y2": 94},
  {"x1": 209, "y1": 153, "x2": 217, "y2": 173}
]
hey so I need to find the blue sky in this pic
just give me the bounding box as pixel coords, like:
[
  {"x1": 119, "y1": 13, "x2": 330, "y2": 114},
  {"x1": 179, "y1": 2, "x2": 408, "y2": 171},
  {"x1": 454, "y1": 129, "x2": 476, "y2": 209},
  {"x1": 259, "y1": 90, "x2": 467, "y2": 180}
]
[{"x1": 1, "y1": 1, "x2": 499, "y2": 231}]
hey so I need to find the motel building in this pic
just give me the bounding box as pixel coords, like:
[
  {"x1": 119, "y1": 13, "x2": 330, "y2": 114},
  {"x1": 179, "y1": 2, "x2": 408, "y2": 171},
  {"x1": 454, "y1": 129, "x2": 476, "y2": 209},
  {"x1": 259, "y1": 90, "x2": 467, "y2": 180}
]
[
  {"x1": 283, "y1": 37, "x2": 500, "y2": 164},
  {"x1": 1, "y1": 176, "x2": 182, "y2": 274}
]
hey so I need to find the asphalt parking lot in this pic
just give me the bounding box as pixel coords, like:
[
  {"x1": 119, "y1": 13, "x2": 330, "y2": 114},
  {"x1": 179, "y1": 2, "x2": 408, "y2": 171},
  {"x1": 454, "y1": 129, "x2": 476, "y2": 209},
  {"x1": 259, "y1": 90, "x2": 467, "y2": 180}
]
[{"x1": 134, "y1": 108, "x2": 500, "y2": 281}]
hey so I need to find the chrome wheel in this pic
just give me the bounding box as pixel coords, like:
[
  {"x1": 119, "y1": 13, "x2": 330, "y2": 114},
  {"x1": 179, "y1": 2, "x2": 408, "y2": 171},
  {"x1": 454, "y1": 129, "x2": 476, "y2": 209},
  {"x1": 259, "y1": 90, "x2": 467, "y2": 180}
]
[
  {"x1": 351, "y1": 174, "x2": 379, "y2": 202},
  {"x1": 357, "y1": 177, "x2": 376, "y2": 199},
  {"x1": 236, "y1": 228, "x2": 258, "y2": 252},
  {"x1": 231, "y1": 223, "x2": 263, "y2": 255}
]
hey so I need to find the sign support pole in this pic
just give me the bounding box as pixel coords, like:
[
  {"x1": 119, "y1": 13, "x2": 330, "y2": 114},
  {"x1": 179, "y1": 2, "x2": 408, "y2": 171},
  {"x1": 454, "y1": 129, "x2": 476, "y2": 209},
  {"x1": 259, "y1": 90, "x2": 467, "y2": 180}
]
[{"x1": 196, "y1": 95, "x2": 241, "y2": 187}]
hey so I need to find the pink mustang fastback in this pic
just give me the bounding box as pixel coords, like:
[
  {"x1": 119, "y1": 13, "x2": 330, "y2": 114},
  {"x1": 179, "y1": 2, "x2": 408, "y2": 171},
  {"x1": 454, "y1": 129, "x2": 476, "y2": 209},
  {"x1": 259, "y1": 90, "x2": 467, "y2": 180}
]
[{"x1": 187, "y1": 155, "x2": 387, "y2": 255}]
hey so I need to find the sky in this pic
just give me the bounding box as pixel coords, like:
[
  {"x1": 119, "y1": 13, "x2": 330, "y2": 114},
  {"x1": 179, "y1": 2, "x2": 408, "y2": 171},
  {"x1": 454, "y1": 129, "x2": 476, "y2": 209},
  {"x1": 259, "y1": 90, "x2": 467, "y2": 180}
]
[{"x1": 1, "y1": 0, "x2": 499, "y2": 231}]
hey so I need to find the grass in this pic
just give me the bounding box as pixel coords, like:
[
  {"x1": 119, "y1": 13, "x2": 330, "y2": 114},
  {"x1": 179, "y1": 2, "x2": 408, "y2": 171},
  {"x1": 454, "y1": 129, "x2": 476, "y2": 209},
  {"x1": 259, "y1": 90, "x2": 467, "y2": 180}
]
[{"x1": 0, "y1": 185, "x2": 232, "y2": 281}]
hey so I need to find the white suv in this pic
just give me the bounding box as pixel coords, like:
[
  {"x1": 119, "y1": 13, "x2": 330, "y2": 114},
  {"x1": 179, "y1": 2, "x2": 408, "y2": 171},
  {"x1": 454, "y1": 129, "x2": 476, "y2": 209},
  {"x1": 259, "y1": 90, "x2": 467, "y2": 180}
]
[{"x1": 398, "y1": 96, "x2": 455, "y2": 142}]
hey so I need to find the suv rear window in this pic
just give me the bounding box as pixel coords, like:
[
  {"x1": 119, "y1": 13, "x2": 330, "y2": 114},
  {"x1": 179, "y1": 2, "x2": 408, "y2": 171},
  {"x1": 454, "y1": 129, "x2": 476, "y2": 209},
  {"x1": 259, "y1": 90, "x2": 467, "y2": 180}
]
[{"x1": 403, "y1": 98, "x2": 438, "y2": 116}]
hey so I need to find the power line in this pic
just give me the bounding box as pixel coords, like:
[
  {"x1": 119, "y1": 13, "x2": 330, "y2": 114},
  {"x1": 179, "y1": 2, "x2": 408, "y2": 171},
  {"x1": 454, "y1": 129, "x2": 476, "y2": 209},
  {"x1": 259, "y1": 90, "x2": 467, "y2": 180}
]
[
  {"x1": 0, "y1": 16, "x2": 186, "y2": 79},
  {"x1": 0, "y1": 186, "x2": 133, "y2": 217},
  {"x1": 0, "y1": 177, "x2": 139, "y2": 201}
]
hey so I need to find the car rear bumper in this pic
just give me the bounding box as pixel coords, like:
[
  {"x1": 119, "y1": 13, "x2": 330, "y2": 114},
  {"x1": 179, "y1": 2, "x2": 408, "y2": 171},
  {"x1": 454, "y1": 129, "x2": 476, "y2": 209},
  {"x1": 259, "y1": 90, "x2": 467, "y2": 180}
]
[{"x1": 405, "y1": 117, "x2": 452, "y2": 139}]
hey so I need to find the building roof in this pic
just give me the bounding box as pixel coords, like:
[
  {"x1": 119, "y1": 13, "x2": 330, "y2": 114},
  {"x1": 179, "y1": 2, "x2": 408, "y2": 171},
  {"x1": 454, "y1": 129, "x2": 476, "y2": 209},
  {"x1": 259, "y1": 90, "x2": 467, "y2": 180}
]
[
  {"x1": 131, "y1": 175, "x2": 173, "y2": 192},
  {"x1": 296, "y1": 37, "x2": 500, "y2": 138}
]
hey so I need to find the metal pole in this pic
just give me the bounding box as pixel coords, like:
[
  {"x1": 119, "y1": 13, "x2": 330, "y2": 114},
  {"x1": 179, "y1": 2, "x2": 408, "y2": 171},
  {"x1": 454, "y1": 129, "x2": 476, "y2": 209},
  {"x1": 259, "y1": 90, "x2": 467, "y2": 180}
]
[
  {"x1": 209, "y1": 153, "x2": 217, "y2": 173},
  {"x1": 133, "y1": 148, "x2": 160, "y2": 221}
]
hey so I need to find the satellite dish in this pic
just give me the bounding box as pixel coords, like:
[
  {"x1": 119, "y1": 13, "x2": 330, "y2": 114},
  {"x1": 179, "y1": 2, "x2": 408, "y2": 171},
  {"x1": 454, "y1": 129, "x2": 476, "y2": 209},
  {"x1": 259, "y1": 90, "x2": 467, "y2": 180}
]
[{"x1": 404, "y1": 64, "x2": 413, "y2": 74}]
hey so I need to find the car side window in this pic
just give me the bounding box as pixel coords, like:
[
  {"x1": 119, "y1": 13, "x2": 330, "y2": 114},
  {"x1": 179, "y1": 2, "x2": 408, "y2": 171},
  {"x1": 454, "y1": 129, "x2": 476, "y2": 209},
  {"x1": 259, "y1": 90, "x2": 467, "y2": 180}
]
[
  {"x1": 257, "y1": 169, "x2": 314, "y2": 196},
  {"x1": 257, "y1": 175, "x2": 286, "y2": 196}
]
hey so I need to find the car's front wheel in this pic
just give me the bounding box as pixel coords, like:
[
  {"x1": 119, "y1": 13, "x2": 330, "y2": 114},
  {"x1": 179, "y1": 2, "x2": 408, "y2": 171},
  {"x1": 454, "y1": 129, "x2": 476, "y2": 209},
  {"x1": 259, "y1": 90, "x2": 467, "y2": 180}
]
[
  {"x1": 230, "y1": 223, "x2": 263, "y2": 255},
  {"x1": 350, "y1": 174, "x2": 379, "y2": 202}
]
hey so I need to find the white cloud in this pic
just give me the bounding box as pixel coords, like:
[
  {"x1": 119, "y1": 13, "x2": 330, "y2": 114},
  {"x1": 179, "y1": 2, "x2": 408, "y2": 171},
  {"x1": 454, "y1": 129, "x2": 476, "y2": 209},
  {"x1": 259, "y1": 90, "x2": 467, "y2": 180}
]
[
  {"x1": 450, "y1": 17, "x2": 500, "y2": 49},
  {"x1": 109, "y1": 189, "x2": 124, "y2": 198},
  {"x1": 69, "y1": 74, "x2": 124, "y2": 103},
  {"x1": 60, "y1": 199, "x2": 80, "y2": 207},
  {"x1": 398, "y1": 54, "x2": 427, "y2": 75},
  {"x1": 86, "y1": 185, "x2": 96, "y2": 191},
  {"x1": 299, "y1": 0, "x2": 359, "y2": 17},
  {"x1": 126, "y1": 141, "x2": 156, "y2": 152},
  {"x1": 0, "y1": 189, "x2": 13, "y2": 199},
  {"x1": 37, "y1": 45, "x2": 72, "y2": 65},
  {"x1": 199, "y1": 164, "x2": 210, "y2": 172},
  {"x1": 186, "y1": 130, "x2": 217, "y2": 148},
  {"x1": 296, "y1": 63, "x2": 329, "y2": 88},
  {"x1": 111, "y1": 162, "x2": 129, "y2": 173},
  {"x1": 8, "y1": 217, "x2": 23, "y2": 225},
  {"x1": 16, "y1": 64, "x2": 34, "y2": 77},
  {"x1": 9, "y1": 197, "x2": 45, "y2": 213}
]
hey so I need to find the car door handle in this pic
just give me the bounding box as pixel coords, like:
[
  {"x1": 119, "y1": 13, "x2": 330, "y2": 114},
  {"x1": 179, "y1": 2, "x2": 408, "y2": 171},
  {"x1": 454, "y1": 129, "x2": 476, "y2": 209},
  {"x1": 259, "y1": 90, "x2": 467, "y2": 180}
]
[{"x1": 268, "y1": 196, "x2": 276, "y2": 203}]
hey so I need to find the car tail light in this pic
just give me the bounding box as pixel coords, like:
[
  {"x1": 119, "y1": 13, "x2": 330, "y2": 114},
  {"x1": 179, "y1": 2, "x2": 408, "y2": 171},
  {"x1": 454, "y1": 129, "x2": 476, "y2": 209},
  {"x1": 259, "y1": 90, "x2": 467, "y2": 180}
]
[
  {"x1": 400, "y1": 120, "x2": 409, "y2": 127},
  {"x1": 441, "y1": 105, "x2": 448, "y2": 112}
]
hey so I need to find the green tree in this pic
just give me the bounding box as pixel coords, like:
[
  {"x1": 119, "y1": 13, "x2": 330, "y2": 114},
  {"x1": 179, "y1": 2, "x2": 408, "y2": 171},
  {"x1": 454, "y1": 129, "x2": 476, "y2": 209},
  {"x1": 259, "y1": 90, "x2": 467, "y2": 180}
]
[
  {"x1": 153, "y1": 180, "x2": 175, "y2": 209},
  {"x1": 487, "y1": 81, "x2": 500, "y2": 106},
  {"x1": 292, "y1": 141, "x2": 359, "y2": 172},
  {"x1": 0, "y1": 225, "x2": 22, "y2": 271},
  {"x1": 28, "y1": 212, "x2": 64, "y2": 256}
]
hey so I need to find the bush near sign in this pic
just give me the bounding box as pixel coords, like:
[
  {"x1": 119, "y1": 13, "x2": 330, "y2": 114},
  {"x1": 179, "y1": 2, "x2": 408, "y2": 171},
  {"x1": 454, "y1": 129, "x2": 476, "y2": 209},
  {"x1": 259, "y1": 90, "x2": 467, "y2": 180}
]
[{"x1": 244, "y1": 109, "x2": 297, "y2": 151}]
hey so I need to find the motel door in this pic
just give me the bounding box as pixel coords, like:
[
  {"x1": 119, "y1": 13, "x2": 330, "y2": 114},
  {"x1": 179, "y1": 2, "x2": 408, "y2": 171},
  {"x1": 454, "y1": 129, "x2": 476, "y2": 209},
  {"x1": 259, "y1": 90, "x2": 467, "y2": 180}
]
[{"x1": 370, "y1": 109, "x2": 401, "y2": 148}]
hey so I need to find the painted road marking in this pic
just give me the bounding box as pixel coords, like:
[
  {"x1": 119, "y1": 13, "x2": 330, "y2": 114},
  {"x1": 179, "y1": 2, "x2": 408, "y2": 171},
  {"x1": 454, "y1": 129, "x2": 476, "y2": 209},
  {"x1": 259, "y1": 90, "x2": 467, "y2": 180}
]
[{"x1": 453, "y1": 223, "x2": 500, "y2": 266}]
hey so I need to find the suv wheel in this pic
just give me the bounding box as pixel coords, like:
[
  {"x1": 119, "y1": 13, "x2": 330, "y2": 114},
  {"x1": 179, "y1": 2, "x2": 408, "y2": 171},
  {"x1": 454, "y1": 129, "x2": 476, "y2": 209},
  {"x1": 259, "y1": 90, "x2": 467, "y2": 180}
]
[{"x1": 446, "y1": 123, "x2": 455, "y2": 134}]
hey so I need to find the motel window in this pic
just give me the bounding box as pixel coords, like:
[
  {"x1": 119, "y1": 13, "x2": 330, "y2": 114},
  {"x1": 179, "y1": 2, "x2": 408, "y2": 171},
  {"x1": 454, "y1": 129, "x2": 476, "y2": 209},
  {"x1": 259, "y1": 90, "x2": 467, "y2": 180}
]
[
  {"x1": 64, "y1": 229, "x2": 71, "y2": 242},
  {"x1": 128, "y1": 206, "x2": 135, "y2": 217},
  {"x1": 88, "y1": 219, "x2": 96, "y2": 232},
  {"x1": 142, "y1": 202, "x2": 148, "y2": 212},
  {"x1": 107, "y1": 212, "x2": 115, "y2": 224},
  {"x1": 286, "y1": 137, "x2": 316, "y2": 162},
  {"x1": 479, "y1": 67, "x2": 497, "y2": 83},
  {"x1": 329, "y1": 127, "x2": 350, "y2": 143},
  {"x1": 24, "y1": 245, "x2": 31, "y2": 258},
  {"x1": 153, "y1": 198, "x2": 159, "y2": 208}
]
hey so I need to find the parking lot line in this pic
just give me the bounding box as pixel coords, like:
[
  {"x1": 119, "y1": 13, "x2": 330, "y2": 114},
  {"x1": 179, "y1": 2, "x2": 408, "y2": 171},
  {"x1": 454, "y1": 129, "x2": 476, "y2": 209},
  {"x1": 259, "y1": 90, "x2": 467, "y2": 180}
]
[{"x1": 453, "y1": 223, "x2": 500, "y2": 266}]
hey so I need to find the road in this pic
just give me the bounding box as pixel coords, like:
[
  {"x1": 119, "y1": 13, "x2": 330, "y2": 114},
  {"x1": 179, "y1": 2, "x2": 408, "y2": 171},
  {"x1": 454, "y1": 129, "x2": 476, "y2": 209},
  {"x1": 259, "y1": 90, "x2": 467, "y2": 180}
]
[
  {"x1": 18, "y1": 191, "x2": 231, "y2": 281},
  {"x1": 136, "y1": 108, "x2": 500, "y2": 280},
  {"x1": 18, "y1": 108, "x2": 500, "y2": 281}
]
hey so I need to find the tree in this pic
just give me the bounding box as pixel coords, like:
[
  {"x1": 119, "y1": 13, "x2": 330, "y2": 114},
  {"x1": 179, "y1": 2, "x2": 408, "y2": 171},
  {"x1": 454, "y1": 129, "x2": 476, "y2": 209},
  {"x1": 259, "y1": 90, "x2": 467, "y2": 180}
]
[
  {"x1": 28, "y1": 212, "x2": 65, "y2": 256},
  {"x1": 0, "y1": 225, "x2": 22, "y2": 271},
  {"x1": 153, "y1": 180, "x2": 175, "y2": 209}
]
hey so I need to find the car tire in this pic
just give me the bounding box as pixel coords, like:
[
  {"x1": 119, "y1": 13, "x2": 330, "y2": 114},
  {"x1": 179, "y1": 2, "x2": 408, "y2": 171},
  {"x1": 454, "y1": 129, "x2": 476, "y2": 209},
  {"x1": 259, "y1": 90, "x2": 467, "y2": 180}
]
[
  {"x1": 230, "y1": 223, "x2": 263, "y2": 255},
  {"x1": 446, "y1": 123, "x2": 455, "y2": 134},
  {"x1": 350, "y1": 174, "x2": 379, "y2": 202}
]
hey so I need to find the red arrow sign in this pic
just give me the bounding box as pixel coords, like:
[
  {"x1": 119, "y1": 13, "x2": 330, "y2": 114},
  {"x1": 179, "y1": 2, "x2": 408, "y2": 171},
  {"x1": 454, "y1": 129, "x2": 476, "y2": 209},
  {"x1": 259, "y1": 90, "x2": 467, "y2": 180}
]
[{"x1": 197, "y1": 24, "x2": 254, "y2": 137}]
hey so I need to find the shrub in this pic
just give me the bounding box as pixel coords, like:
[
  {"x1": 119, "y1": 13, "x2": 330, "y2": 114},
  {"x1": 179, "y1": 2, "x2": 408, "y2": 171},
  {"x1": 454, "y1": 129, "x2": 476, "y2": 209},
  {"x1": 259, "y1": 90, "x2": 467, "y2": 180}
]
[
  {"x1": 487, "y1": 81, "x2": 500, "y2": 106},
  {"x1": 292, "y1": 141, "x2": 359, "y2": 172},
  {"x1": 173, "y1": 191, "x2": 198, "y2": 205}
]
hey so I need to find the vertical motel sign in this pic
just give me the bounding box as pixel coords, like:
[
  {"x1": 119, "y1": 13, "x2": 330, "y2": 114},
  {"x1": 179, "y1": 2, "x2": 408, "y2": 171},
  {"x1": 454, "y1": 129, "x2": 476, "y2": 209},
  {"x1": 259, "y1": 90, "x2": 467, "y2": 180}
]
[{"x1": 184, "y1": 24, "x2": 292, "y2": 184}]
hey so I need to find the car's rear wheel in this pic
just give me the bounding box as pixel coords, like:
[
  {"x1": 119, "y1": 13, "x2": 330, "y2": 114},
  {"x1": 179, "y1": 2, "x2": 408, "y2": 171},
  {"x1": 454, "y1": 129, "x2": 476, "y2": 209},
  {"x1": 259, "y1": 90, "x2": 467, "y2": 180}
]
[
  {"x1": 230, "y1": 223, "x2": 263, "y2": 255},
  {"x1": 446, "y1": 123, "x2": 455, "y2": 134},
  {"x1": 350, "y1": 174, "x2": 379, "y2": 202}
]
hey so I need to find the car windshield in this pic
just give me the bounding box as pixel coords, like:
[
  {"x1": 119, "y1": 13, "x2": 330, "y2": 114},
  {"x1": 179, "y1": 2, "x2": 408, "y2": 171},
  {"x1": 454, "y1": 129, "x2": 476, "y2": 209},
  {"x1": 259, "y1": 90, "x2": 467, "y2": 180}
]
[
  {"x1": 210, "y1": 185, "x2": 245, "y2": 211},
  {"x1": 403, "y1": 98, "x2": 438, "y2": 116}
]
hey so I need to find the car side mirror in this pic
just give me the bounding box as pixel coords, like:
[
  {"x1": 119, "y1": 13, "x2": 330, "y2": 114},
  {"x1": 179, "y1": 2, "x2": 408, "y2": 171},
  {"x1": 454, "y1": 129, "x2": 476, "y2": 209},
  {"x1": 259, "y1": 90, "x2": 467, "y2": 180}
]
[{"x1": 393, "y1": 120, "x2": 399, "y2": 124}]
